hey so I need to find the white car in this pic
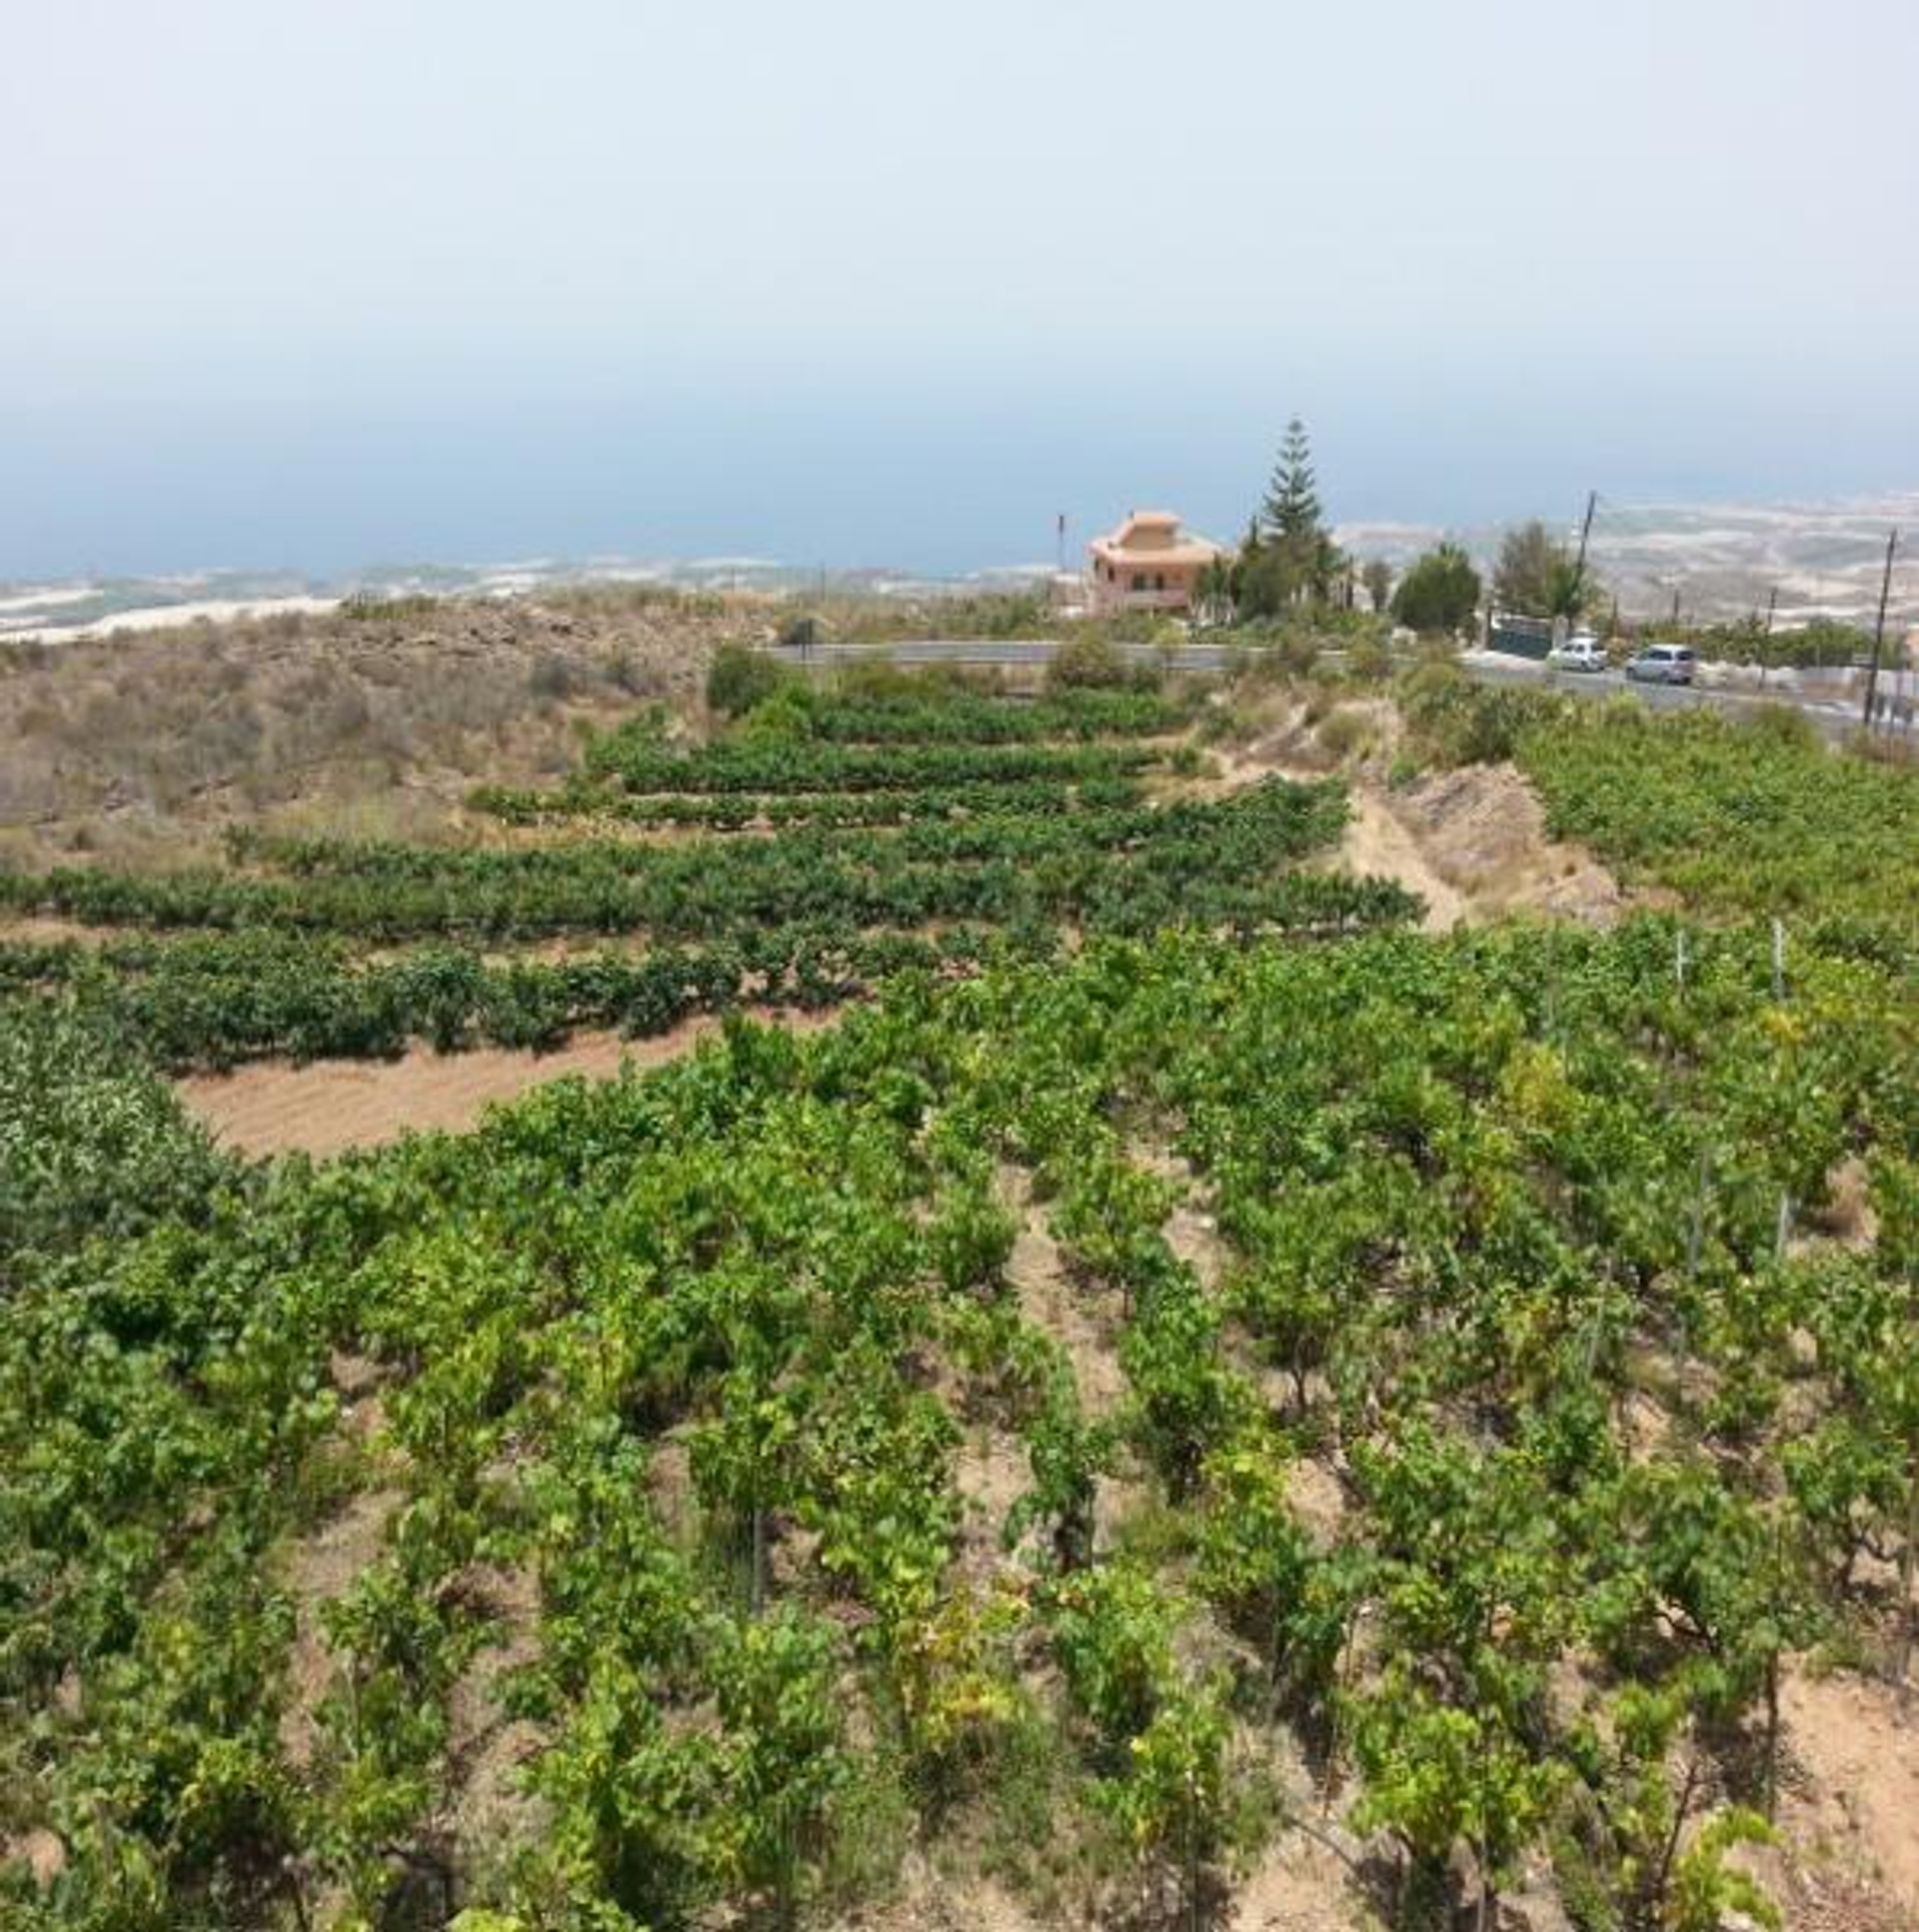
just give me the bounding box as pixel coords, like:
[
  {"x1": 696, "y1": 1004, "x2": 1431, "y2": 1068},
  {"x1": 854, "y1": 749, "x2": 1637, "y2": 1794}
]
[
  {"x1": 1624, "y1": 644, "x2": 1696, "y2": 686},
  {"x1": 1546, "y1": 634, "x2": 1608, "y2": 674}
]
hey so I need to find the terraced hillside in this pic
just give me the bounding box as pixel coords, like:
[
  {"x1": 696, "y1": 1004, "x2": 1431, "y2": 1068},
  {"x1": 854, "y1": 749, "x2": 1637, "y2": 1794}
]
[{"x1": 0, "y1": 676, "x2": 1412, "y2": 1072}]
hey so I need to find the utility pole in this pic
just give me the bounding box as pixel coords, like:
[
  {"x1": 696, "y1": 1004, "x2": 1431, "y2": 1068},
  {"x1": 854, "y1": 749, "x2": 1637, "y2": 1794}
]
[
  {"x1": 1574, "y1": 490, "x2": 1598, "y2": 581},
  {"x1": 1862, "y1": 529, "x2": 1899, "y2": 729},
  {"x1": 1759, "y1": 586, "x2": 1779, "y2": 688},
  {"x1": 1566, "y1": 490, "x2": 1598, "y2": 616}
]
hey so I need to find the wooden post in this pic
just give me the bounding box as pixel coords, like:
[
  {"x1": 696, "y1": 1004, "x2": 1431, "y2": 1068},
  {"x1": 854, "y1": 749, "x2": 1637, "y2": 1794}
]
[{"x1": 1899, "y1": 1429, "x2": 1919, "y2": 1697}]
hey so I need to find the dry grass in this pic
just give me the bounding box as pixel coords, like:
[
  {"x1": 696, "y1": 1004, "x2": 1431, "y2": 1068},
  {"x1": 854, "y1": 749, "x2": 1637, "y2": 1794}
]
[
  {"x1": 1312, "y1": 704, "x2": 1379, "y2": 763},
  {"x1": 0, "y1": 590, "x2": 762, "y2": 862}
]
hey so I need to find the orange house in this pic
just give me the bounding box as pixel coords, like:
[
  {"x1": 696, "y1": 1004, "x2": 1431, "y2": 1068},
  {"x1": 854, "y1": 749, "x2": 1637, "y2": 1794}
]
[{"x1": 1086, "y1": 510, "x2": 1223, "y2": 616}]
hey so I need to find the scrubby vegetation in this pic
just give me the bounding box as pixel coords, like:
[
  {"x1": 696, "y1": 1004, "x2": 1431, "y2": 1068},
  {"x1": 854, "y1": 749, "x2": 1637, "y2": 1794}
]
[{"x1": 0, "y1": 589, "x2": 740, "y2": 860}]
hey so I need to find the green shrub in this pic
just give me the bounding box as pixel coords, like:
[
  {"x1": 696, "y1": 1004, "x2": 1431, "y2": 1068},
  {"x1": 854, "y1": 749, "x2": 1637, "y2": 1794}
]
[
  {"x1": 1398, "y1": 661, "x2": 1564, "y2": 767},
  {"x1": 1046, "y1": 633, "x2": 1143, "y2": 693},
  {"x1": 1345, "y1": 635, "x2": 1393, "y2": 683},
  {"x1": 1315, "y1": 707, "x2": 1373, "y2": 760},
  {"x1": 1741, "y1": 704, "x2": 1820, "y2": 757},
  {"x1": 0, "y1": 1004, "x2": 231, "y2": 1278},
  {"x1": 736, "y1": 684, "x2": 819, "y2": 744},
  {"x1": 707, "y1": 643, "x2": 795, "y2": 718},
  {"x1": 338, "y1": 592, "x2": 439, "y2": 622}
]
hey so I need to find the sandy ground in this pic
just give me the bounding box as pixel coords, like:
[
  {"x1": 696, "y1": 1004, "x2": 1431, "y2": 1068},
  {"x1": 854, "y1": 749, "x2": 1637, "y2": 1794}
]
[
  {"x1": 278, "y1": 1484, "x2": 405, "y2": 1770},
  {"x1": 1778, "y1": 1667, "x2": 1919, "y2": 1919},
  {"x1": 179, "y1": 1007, "x2": 844, "y2": 1158},
  {"x1": 1390, "y1": 764, "x2": 1624, "y2": 926},
  {"x1": 1231, "y1": 1832, "x2": 1377, "y2": 1932},
  {"x1": 1333, "y1": 790, "x2": 1470, "y2": 934},
  {"x1": 179, "y1": 1020, "x2": 731, "y2": 1158},
  {"x1": 13, "y1": 595, "x2": 341, "y2": 643},
  {"x1": 1217, "y1": 729, "x2": 1621, "y2": 933},
  {"x1": 833, "y1": 1865, "x2": 1048, "y2": 1931},
  {"x1": 998, "y1": 1163, "x2": 1126, "y2": 1420},
  {"x1": 0, "y1": 915, "x2": 127, "y2": 948}
]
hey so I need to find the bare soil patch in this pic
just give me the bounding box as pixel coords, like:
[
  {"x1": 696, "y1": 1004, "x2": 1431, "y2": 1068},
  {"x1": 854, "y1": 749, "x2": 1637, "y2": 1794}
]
[
  {"x1": 1331, "y1": 791, "x2": 1470, "y2": 935},
  {"x1": 178, "y1": 1008, "x2": 836, "y2": 1158},
  {"x1": 648, "y1": 1431, "x2": 697, "y2": 1539},
  {"x1": 1197, "y1": 719, "x2": 1468, "y2": 932},
  {"x1": 278, "y1": 1485, "x2": 406, "y2": 1771},
  {"x1": 1801, "y1": 1155, "x2": 1881, "y2": 1254},
  {"x1": 1779, "y1": 1667, "x2": 1919, "y2": 1919},
  {"x1": 182, "y1": 1028, "x2": 706, "y2": 1159},
  {"x1": 1390, "y1": 764, "x2": 1624, "y2": 926},
  {"x1": 1130, "y1": 1139, "x2": 1233, "y2": 1292},
  {"x1": 1282, "y1": 1456, "x2": 1351, "y2": 1550},
  {"x1": 1232, "y1": 1832, "x2": 1377, "y2": 1932},
  {"x1": 0, "y1": 914, "x2": 129, "y2": 949},
  {"x1": 1200, "y1": 722, "x2": 1622, "y2": 933},
  {"x1": 954, "y1": 1420, "x2": 1030, "y2": 1585},
  {"x1": 1, "y1": 1828, "x2": 69, "y2": 1891},
  {"x1": 441, "y1": 1563, "x2": 550, "y2": 1869},
  {"x1": 831, "y1": 1862, "x2": 1048, "y2": 1931},
  {"x1": 1229, "y1": 1725, "x2": 1381, "y2": 1932},
  {"x1": 997, "y1": 1165, "x2": 1126, "y2": 1420}
]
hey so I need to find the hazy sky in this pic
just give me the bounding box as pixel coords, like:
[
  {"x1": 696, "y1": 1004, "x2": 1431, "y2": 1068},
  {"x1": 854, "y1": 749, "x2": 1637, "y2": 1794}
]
[{"x1": 4, "y1": 0, "x2": 1916, "y2": 577}]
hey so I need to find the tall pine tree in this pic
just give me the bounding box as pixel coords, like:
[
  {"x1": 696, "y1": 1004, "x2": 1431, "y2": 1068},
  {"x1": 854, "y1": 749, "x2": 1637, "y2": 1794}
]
[
  {"x1": 1261, "y1": 417, "x2": 1323, "y2": 542},
  {"x1": 1240, "y1": 417, "x2": 1341, "y2": 613}
]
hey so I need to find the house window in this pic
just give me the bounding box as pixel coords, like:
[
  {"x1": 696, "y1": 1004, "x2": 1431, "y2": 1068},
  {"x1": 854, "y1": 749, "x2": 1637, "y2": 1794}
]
[{"x1": 1131, "y1": 573, "x2": 1145, "y2": 592}]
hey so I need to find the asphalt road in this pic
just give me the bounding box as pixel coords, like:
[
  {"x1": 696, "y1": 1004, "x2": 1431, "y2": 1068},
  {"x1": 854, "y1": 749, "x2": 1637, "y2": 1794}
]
[
  {"x1": 769, "y1": 636, "x2": 1878, "y2": 739},
  {"x1": 1456, "y1": 650, "x2": 1866, "y2": 732}
]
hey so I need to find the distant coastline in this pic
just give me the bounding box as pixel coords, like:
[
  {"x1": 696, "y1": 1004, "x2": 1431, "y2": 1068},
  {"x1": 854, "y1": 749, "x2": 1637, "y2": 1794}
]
[{"x1": 4, "y1": 490, "x2": 1914, "y2": 643}]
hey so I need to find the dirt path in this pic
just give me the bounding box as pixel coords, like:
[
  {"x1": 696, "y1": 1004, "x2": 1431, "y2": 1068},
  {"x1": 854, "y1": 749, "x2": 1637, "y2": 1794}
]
[
  {"x1": 0, "y1": 915, "x2": 129, "y2": 948},
  {"x1": 179, "y1": 1010, "x2": 835, "y2": 1159},
  {"x1": 279, "y1": 1484, "x2": 406, "y2": 1770},
  {"x1": 997, "y1": 1164, "x2": 1127, "y2": 1420}
]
